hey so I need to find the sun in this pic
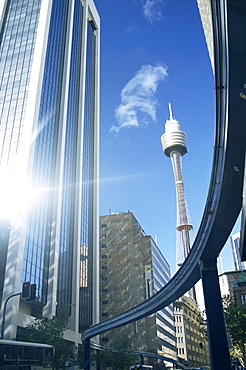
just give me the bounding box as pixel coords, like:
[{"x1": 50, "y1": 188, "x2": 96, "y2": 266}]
[{"x1": 0, "y1": 166, "x2": 35, "y2": 220}]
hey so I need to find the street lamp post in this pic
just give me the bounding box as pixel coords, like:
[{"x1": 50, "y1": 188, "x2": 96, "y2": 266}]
[{"x1": 1, "y1": 292, "x2": 21, "y2": 339}]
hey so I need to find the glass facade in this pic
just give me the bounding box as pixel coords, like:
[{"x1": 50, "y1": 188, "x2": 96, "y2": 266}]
[
  {"x1": 0, "y1": 0, "x2": 99, "y2": 337},
  {"x1": 0, "y1": 220, "x2": 10, "y2": 303},
  {"x1": 0, "y1": 0, "x2": 41, "y2": 169},
  {"x1": 57, "y1": 0, "x2": 83, "y2": 311},
  {"x1": 79, "y1": 19, "x2": 96, "y2": 330},
  {"x1": 22, "y1": 0, "x2": 70, "y2": 305}
]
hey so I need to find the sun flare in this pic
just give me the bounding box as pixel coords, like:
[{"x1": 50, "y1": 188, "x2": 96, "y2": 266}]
[{"x1": 0, "y1": 166, "x2": 37, "y2": 220}]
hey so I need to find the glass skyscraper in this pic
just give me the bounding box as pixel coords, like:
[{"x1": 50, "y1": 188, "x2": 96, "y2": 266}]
[{"x1": 0, "y1": 0, "x2": 100, "y2": 341}]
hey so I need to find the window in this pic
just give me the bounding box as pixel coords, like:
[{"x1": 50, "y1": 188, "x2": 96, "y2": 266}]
[
  {"x1": 102, "y1": 234, "x2": 107, "y2": 238},
  {"x1": 101, "y1": 337, "x2": 108, "y2": 343},
  {"x1": 101, "y1": 277, "x2": 107, "y2": 281},
  {"x1": 102, "y1": 312, "x2": 108, "y2": 317},
  {"x1": 101, "y1": 224, "x2": 106, "y2": 228},
  {"x1": 102, "y1": 288, "x2": 108, "y2": 292},
  {"x1": 101, "y1": 255, "x2": 107, "y2": 259},
  {"x1": 176, "y1": 326, "x2": 182, "y2": 333},
  {"x1": 102, "y1": 300, "x2": 108, "y2": 304},
  {"x1": 241, "y1": 294, "x2": 246, "y2": 305},
  {"x1": 101, "y1": 244, "x2": 107, "y2": 248},
  {"x1": 102, "y1": 266, "x2": 107, "y2": 270}
]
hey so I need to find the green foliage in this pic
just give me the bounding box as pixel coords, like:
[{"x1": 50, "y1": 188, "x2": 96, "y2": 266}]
[
  {"x1": 197, "y1": 311, "x2": 208, "y2": 341},
  {"x1": 239, "y1": 84, "x2": 246, "y2": 100},
  {"x1": 92, "y1": 335, "x2": 139, "y2": 370},
  {"x1": 18, "y1": 306, "x2": 77, "y2": 369},
  {"x1": 223, "y1": 295, "x2": 246, "y2": 367}
]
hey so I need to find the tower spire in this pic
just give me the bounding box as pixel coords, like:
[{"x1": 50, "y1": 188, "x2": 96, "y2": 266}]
[{"x1": 168, "y1": 102, "x2": 173, "y2": 120}]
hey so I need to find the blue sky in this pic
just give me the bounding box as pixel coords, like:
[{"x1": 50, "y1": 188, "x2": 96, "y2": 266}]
[{"x1": 94, "y1": 0, "x2": 238, "y2": 276}]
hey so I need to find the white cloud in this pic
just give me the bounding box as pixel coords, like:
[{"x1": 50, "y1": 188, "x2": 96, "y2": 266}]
[
  {"x1": 124, "y1": 26, "x2": 140, "y2": 35},
  {"x1": 143, "y1": 0, "x2": 165, "y2": 23},
  {"x1": 111, "y1": 64, "x2": 167, "y2": 133}
]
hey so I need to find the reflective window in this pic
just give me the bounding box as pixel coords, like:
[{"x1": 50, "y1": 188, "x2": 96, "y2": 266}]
[
  {"x1": 0, "y1": 0, "x2": 41, "y2": 167},
  {"x1": 22, "y1": 0, "x2": 69, "y2": 302},
  {"x1": 79, "y1": 17, "x2": 97, "y2": 331}
]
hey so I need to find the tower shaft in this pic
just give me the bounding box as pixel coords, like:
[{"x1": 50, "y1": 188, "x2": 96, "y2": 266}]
[
  {"x1": 170, "y1": 150, "x2": 193, "y2": 233},
  {"x1": 170, "y1": 150, "x2": 193, "y2": 266},
  {"x1": 170, "y1": 150, "x2": 193, "y2": 258}
]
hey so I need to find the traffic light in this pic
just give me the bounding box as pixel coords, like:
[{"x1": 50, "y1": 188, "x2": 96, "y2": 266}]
[
  {"x1": 22, "y1": 282, "x2": 31, "y2": 299},
  {"x1": 27, "y1": 284, "x2": 36, "y2": 301},
  {"x1": 21, "y1": 282, "x2": 36, "y2": 300}
]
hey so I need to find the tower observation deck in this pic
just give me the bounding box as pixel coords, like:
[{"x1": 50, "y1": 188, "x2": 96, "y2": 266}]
[{"x1": 161, "y1": 104, "x2": 196, "y2": 300}]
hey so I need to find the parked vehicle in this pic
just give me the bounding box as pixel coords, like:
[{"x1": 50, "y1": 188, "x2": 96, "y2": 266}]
[
  {"x1": 0, "y1": 339, "x2": 54, "y2": 370},
  {"x1": 130, "y1": 366, "x2": 153, "y2": 370}
]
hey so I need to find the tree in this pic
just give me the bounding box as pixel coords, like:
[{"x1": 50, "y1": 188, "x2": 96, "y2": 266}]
[
  {"x1": 197, "y1": 310, "x2": 208, "y2": 341},
  {"x1": 93, "y1": 335, "x2": 139, "y2": 370},
  {"x1": 18, "y1": 306, "x2": 77, "y2": 369},
  {"x1": 223, "y1": 295, "x2": 246, "y2": 367}
]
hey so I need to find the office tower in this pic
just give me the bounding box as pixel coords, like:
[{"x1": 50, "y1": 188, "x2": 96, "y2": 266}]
[
  {"x1": 230, "y1": 232, "x2": 246, "y2": 271},
  {"x1": 161, "y1": 105, "x2": 196, "y2": 301},
  {"x1": 173, "y1": 296, "x2": 209, "y2": 368},
  {"x1": 196, "y1": 0, "x2": 214, "y2": 72},
  {"x1": 0, "y1": 0, "x2": 100, "y2": 342},
  {"x1": 99, "y1": 212, "x2": 177, "y2": 368},
  {"x1": 219, "y1": 270, "x2": 246, "y2": 306}
]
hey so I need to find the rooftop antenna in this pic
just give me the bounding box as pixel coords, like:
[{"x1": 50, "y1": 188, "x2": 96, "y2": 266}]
[{"x1": 168, "y1": 102, "x2": 173, "y2": 120}]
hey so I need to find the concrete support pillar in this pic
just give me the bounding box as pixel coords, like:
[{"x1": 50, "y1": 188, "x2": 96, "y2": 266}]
[
  {"x1": 200, "y1": 258, "x2": 231, "y2": 370},
  {"x1": 84, "y1": 338, "x2": 90, "y2": 370}
]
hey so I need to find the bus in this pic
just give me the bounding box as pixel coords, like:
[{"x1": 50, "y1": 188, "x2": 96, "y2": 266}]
[
  {"x1": 130, "y1": 366, "x2": 153, "y2": 370},
  {"x1": 0, "y1": 339, "x2": 54, "y2": 370}
]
